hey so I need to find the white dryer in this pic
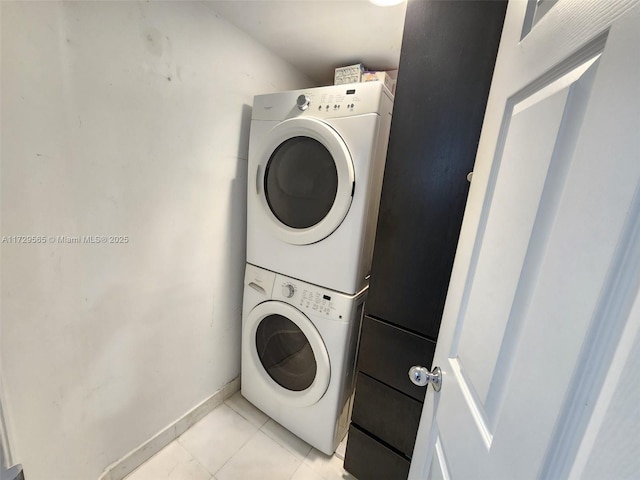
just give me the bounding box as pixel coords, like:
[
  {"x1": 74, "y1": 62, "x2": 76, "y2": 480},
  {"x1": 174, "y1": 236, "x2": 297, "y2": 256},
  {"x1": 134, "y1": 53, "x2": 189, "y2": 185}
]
[
  {"x1": 241, "y1": 263, "x2": 366, "y2": 455},
  {"x1": 247, "y1": 82, "x2": 393, "y2": 294}
]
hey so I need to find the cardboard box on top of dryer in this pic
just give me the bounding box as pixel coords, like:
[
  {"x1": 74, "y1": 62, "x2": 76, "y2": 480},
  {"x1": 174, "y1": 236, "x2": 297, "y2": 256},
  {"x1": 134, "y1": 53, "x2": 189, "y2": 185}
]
[
  {"x1": 362, "y1": 70, "x2": 396, "y2": 94},
  {"x1": 334, "y1": 63, "x2": 366, "y2": 85}
]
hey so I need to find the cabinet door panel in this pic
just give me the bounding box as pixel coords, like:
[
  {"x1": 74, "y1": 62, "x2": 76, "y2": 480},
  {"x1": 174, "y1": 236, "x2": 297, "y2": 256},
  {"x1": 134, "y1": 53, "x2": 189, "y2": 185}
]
[
  {"x1": 344, "y1": 425, "x2": 411, "y2": 480},
  {"x1": 366, "y1": 0, "x2": 507, "y2": 339},
  {"x1": 357, "y1": 316, "x2": 436, "y2": 401},
  {"x1": 351, "y1": 372, "x2": 423, "y2": 457}
]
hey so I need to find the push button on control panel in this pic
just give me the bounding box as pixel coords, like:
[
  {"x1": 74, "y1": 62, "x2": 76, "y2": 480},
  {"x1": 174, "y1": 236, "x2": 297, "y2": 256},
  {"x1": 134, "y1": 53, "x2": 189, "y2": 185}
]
[{"x1": 316, "y1": 103, "x2": 351, "y2": 112}]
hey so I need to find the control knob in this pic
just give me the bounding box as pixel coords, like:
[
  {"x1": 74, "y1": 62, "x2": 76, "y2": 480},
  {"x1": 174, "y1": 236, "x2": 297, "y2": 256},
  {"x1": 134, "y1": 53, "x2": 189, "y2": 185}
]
[
  {"x1": 282, "y1": 284, "x2": 295, "y2": 298},
  {"x1": 296, "y1": 94, "x2": 310, "y2": 111}
]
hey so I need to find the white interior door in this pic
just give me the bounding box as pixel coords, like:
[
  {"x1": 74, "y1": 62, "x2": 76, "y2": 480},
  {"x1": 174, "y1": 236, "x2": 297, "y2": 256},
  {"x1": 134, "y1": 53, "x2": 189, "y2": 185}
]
[{"x1": 410, "y1": 1, "x2": 640, "y2": 478}]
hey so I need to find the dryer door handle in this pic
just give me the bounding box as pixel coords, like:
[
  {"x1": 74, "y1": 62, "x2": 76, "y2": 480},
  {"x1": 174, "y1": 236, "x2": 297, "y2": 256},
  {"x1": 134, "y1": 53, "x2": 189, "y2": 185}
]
[{"x1": 256, "y1": 165, "x2": 262, "y2": 195}]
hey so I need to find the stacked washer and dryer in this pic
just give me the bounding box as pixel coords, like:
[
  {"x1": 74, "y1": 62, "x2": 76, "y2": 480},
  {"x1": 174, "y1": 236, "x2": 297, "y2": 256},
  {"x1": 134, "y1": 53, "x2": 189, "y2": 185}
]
[{"x1": 241, "y1": 82, "x2": 393, "y2": 455}]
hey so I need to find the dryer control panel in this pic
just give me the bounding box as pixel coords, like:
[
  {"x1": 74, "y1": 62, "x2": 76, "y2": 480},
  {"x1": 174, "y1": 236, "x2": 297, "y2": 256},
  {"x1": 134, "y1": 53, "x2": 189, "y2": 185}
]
[
  {"x1": 252, "y1": 82, "x2": 393, "y2": 121},
  {"x1": 313, "y1": 89, "x2": 358, "y2": 115}
]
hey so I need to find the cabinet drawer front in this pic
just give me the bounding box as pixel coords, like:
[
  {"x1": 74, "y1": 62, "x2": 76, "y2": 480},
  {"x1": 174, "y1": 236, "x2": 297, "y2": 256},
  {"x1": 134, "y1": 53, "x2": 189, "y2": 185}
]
[
  {"x1": 351, "y1": 372, "x2": 423, "y2": 457},
  {"x1": 357, "y1": 316, "x2": 436, "y2": 401},
  {"x1": 344, "y1": 425, "x2": 410, "y2": 480}
]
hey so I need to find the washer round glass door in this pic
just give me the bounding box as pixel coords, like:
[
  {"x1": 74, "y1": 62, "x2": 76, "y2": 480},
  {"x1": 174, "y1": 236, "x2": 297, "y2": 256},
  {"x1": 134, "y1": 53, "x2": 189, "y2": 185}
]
[
  {"x1": 257, "y1": 117, "x2": 355, "y2": 245},
  {"x1": 245, "y1": 301, "x2": 330, "y2": 407}
]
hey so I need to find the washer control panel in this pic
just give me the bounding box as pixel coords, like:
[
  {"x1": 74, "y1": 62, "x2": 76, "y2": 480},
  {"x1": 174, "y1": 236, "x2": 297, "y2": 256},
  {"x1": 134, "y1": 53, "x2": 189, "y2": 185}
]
[
  {"x1": 273, "y1": 274, "x2": 355, "y2": 322},
  {"x1": 299, "y1": 288, "x2": 336, "y2": 317}
]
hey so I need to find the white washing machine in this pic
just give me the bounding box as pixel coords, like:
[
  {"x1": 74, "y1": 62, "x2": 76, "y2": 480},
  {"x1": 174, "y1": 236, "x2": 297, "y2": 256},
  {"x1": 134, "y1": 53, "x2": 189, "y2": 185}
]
[
  {"x1": 246, "y1": 82, "x2": 393, "y2": 294},
  {"x1": 241, "y1": 263, "x2": 366, "y2": 455}
]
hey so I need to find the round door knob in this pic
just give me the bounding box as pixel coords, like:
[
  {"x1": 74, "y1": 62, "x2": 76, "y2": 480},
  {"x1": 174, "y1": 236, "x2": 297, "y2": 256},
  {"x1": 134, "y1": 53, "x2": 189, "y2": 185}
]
[
  {"x1": 282, "y1": 284, "x2": 295, "y2": 298},
  {"x1": 408, "y1": 365, "x2": 442, "y2": 391},
  {"x1": 296, "y1": 94, "x2": 310, "y2": 111}
]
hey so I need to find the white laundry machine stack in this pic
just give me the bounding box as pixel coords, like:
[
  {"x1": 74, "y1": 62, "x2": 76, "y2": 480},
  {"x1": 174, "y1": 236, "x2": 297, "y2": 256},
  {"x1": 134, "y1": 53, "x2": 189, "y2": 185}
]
[{"x1": 241, "y1": 83, "x2": 393, "y2": 455}]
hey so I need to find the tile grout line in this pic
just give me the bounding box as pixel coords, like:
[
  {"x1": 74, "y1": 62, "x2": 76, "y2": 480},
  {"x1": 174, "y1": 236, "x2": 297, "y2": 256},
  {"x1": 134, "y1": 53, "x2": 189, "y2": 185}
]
[
  {"x1": 176, "y1": 394, "x2": 347, "y2": 480},
  {"x1": 223, "y1": 398, "x2": 269, "y2": 429},
  {"x1": 226, "y1": 397, "x2": 315, "y2": 473},
  {"x1": 104, "y1": 377, "x2": 240, "y2": 480},
  {"x1": 174, "y1": 435, "x2": 217, "y2": 480},
  {"x1": 208, "y1": 423, "x2": 265, "y2": 478},
  {"x1": 259, "y1": 421, "x2": 313, "y2": 463},
  {"x1": 287, "y1": 457, "x2": 313, "y2": 480}
]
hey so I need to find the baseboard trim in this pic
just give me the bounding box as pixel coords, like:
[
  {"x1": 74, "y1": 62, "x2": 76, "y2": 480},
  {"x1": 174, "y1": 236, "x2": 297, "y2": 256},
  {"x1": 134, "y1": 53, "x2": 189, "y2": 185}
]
[{"x1": 98, "y1": 376, "x2": 240, "y2": 480}]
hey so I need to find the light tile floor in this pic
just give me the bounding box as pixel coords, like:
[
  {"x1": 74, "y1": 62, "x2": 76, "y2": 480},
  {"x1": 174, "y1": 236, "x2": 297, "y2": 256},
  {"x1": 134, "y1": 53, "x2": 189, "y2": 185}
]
[{"x1": 125, "y1": 392, "x2": 355, "y2": 480}]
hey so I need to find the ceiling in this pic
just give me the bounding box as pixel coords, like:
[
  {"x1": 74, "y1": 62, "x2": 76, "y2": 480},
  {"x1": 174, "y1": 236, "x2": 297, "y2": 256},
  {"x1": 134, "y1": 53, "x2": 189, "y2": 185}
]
[{"x1": 206, "y1": 0, "x2": 408, "y2": 86}]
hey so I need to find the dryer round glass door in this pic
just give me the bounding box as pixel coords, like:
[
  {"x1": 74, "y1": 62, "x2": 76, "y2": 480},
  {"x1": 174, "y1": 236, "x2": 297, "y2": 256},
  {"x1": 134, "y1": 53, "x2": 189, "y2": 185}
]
[
  {"x1": 265, "y1": 137, "x2": 337, "y2": 230},
  {"x1": 257, "y1": 117, "x2": 355, "y2": 245},
  {"x1": 244, "y1": 301, "x2": 330, "y2": 407}
]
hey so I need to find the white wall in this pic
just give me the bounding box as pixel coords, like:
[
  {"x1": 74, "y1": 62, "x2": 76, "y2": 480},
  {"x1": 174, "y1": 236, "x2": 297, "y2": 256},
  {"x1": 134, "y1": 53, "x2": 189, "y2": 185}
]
[{"x1": 0, "y1": 2, "x2": 312, "y2": 479}]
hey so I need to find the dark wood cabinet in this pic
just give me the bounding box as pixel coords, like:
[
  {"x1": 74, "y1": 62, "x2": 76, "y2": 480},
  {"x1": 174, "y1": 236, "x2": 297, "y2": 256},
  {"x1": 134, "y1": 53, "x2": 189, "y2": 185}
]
[
  {"x1": 344, "y1": 1, "x2": 507, "y2": 478},
  {"x1": 351, "y1": 372, "x2": 423, "y2": 457},
  {"x1": 357, "y1": 317, "x2": 436, "y2": 401},
  {"x1": 346, "y1": 426, "x2": 411, "y2": 480}
]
